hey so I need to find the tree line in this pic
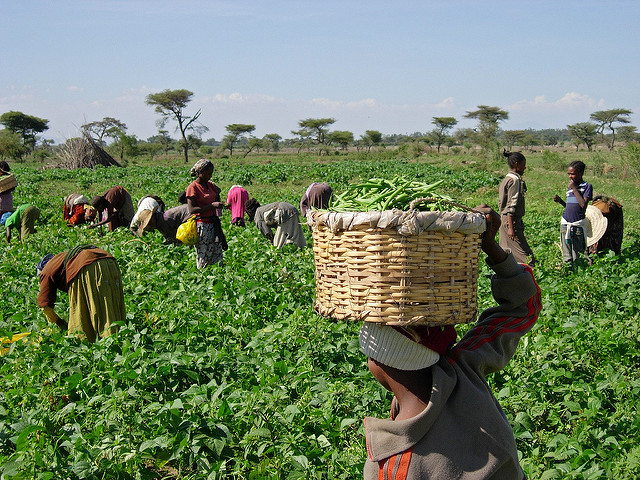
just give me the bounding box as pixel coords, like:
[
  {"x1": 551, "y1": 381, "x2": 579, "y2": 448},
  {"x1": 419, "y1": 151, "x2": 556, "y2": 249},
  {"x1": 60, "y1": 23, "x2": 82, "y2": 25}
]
[{"x1": 0, "y1": 88, "x2": 637, "y2": 162}]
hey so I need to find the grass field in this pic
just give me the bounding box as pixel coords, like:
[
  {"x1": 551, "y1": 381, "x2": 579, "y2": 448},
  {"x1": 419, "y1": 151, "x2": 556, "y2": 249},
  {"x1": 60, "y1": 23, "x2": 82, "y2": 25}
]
[{"x1": 1, "y1": 147, "x2": 639, "y2": 479}]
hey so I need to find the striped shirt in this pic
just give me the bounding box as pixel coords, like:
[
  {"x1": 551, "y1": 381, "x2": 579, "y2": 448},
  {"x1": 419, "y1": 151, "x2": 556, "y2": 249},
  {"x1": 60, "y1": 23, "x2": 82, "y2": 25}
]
[{"x1": 562, "y1": 181, "x2": 592, "y2": 222}]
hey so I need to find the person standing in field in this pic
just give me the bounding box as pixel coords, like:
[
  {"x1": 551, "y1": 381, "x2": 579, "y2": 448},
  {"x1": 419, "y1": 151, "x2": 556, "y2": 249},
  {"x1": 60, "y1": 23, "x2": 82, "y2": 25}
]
[
  {"x1": 245, "y1": 198, "x2": 307, "y2": 249},
  {"x1": 498, "y1": 150, "x2": 535, "y2": 266},
  {"x1": 90, "y1": 185, "x2": 135, "y2": 232},
  {"x1": 4, "y1": 204, "x2": 40, "y2": 242},
  {"x1": 36, "y1": 246, "x2": 125, "y2": 343},
  {"x1": 186, "y1": 159, "x2": 228, "y2": 268},
  {"x1": 359, "y1": 206, "x2": 541, "y2": 480},
  {"x1": 0, "y1": 161, "x2": 16, "y2": 219},
  {"x1": 299, "y1": 182, "x2": 333, "y2": 217},
  {"x1": 553, "y1": 160, "x2": 592, "y2": 266},
  {"x1": 226, "y1": 185, "x2": 249, "y2": 227}
]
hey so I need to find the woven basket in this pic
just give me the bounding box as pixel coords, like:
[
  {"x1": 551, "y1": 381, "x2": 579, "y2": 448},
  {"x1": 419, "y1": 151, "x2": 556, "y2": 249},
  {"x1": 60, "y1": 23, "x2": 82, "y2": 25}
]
[
  {"x1": 308, "y1": 200, "x2": 486, "y2": 326},
  {"x1": 0, "y1": 174, "x2": 17, "y2": 194}
]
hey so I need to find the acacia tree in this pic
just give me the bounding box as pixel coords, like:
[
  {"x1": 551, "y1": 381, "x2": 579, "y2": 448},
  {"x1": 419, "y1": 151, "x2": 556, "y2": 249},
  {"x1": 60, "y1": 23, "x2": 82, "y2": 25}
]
[
  {"x1": 0, "y1": 111, "x2": 49, "y2": 152},
  {"x1": 82, "y1": 117, "x2": 127, "y2": 145},
  {"x1": 262, "y1": 133, "x2": 282, "y2": 153},
  {"x1": 222, "y1": 124, "x2": 255, "y2": 156},
  {"x1": 290, "y1": 128, "x2": 313, "y2": 153},
  {"x1": 616, "y1": 125, "x2": 639, "y2": 144},
  {"x1": 501, "y1": 130, "x2": 526, "y2": 150},
  {"x1": 113, "y1": 133, "x2": 139, "y2": 160},
  {"x1": 464, "y1": 105, "x2": 508, "y2": 150},
  {"x1": 431, "y1": 117, "x2": 457, "y2": 153},
  {"x1": 328, "y1": 130, "x2": 354, "y2": 151},
  {"x1": 589, "y1": 108, "x2": 632, "y2": 150},
  {"x1": 243, "y1": 137, "x2": 264, "y2": 158},
  {"x1": 145, "y1": 89, "x2": 205, "y2": 163},
  {"x1": 296, "y1": 118, "x2": 336, "y2": 151},
  {"x1": 359, "y1": 130, "x2": 382, "y2": 152},
  {"x1": 567, "y1": 122, "x2": 598, "y2": 151}
]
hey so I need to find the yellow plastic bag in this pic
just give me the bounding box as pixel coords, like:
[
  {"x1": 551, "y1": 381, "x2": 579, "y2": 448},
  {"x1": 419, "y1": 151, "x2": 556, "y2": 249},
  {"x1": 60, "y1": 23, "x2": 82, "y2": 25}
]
[{"x1": 176, "y1": 215, "x2": 197, "y2": 246}]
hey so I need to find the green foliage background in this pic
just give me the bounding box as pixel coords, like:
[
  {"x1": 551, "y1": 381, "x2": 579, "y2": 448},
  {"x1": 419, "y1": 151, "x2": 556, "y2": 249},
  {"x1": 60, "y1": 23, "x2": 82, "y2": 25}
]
[{"x1": 1, "y1": 150, "x2": 639, "y2": 479}]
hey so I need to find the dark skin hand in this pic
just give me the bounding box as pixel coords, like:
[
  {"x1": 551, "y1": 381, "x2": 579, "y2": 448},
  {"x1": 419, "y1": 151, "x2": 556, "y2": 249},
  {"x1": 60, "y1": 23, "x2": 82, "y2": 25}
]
[
  {"x1": 553, "y1": 166, "x2": 586, "y2": 209},
  {"x1": 476, "y1": 204, "x2": 509, "y2": 265}
]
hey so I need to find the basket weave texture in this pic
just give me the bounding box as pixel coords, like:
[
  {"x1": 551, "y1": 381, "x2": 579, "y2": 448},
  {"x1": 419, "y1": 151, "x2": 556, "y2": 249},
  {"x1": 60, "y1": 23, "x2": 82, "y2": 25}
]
[
  {"x1": 308, "y1": 208, "x2": 486, "y2": 326},
  {"x1": 0, "y1": 175, "x2": 18, "y2": 194}
]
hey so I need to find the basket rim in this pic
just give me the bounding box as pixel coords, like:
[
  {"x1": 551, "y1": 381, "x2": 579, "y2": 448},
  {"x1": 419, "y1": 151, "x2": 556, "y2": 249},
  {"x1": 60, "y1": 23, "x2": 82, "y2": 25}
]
[{"x1": 307, "y1": 208, "x2": 486, "y2": 236}]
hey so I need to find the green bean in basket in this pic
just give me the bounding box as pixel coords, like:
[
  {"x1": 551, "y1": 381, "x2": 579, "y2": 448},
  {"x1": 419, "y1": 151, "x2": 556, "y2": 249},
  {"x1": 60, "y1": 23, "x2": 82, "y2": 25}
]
[{"x1": 328, "y1": 176, "x2": 463, "y2": 212}]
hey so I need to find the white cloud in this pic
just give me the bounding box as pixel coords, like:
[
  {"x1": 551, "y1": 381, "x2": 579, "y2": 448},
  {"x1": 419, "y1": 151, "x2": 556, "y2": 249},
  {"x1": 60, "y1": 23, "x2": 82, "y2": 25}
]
[
  {"x1": 66, "y1": 86, "x2": 83, "y2": 92},
  {"x1": 202, "y1": 93, "x2": 279, "y2": 105},
  {"x1": 505, "y1": 92, "x2": 607, "y2": 129},
  {"x1": 434, "y1": 97, "x2": 456, "y2": 109}
]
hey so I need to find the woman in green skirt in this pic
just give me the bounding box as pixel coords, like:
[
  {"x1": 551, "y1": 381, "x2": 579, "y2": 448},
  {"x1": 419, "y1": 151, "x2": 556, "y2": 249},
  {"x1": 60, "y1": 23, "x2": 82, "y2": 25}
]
[{"x1": 36, "y1": 246, "x2": 125, "y2": 343}]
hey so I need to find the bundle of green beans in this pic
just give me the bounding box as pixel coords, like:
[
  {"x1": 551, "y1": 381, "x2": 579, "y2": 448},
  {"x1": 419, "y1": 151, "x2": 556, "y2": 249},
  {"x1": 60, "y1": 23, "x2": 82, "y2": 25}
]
[{"x1": 329, "y1": 176, "x2": 462, "y2": 212}]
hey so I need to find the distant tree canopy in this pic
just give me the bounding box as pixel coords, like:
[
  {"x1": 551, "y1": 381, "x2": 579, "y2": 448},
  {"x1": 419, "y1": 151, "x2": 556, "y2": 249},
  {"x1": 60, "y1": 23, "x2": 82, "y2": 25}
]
[
  {"x1": 0, "y1": 129, "x2": 28, "y2": 160},
  {"x1": 359, "y1": 130, "x2": 383, "y2": 152},
  {"x1": 328, "y1": 130, "x2": 354, "y2": 150},
  {"x1": 590, "y1": 108, "x2": 633, "y2": 150},
  {"x1": 0, "y1": 111, "x2": 49, "y2": 152},
  {"x1": 616, "y1": 125, "x2": 639, "y2": 144},
  {"x1": 297, "y1": 118, "x2": 336, "y2": 146},
  {"x1": 262, "y1": 133, "x2": 282, "y2": 153},
  {"x1": 222, "y1": 124, "x2": 255, "y2": 156},
  {"x1": 146, "y1": 89, "x2": 207, "y2": 163},
  {"x1": 501, "y1": 130, "x2": 526, "y2": 151},
  {"x1": 431, "y1": 117, "x2": 458, "y2": 152},
  {"x1": 567, "y1": 122, "x2": 598, "y2": 151},
  {"x1": 82, "y1": 117, "x2": 127, "y2": 145},
  {"x1": 464, "y1": 105, "x2": 508, "y2": 149}
]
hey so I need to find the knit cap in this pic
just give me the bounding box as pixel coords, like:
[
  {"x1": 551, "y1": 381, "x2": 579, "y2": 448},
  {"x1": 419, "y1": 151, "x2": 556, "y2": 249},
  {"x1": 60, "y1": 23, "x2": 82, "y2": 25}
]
[{"x1": 359, "y1": 322, "x2": 457, "y2": 371}]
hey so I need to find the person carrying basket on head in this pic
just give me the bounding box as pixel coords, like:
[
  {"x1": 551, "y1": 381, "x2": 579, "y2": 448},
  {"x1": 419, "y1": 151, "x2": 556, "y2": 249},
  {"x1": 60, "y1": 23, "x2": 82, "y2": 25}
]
[{"x1": 359, "y1": 205, "x2": 541, "y2": 480}]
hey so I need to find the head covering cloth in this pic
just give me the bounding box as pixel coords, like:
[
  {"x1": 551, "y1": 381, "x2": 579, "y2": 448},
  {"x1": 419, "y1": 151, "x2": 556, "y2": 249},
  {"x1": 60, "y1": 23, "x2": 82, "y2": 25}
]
[
  {"x1": 190, "y1": 159, "x2": 213, "y2": 177},
  {"x1": 36, "y1": 253, "x2": 55, "y2": 276}
]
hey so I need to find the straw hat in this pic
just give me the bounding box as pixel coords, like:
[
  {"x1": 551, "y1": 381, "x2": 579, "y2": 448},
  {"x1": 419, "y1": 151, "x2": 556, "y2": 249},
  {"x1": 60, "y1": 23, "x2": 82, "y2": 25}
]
[
  {"x1": 585, "y1": 204, "x2": 608, "y2": 247},
  {"x1": 135, "y1": 207, "x2": 158, "y2": 236}
]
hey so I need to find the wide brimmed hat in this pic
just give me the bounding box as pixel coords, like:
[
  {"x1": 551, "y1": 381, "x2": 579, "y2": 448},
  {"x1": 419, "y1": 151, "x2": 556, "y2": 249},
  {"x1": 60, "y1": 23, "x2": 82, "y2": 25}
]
[
  {"x1": 135, "y1": 207, "x2": 158, "y2": 236},
  {"x1": 585, "y1": 204, "x2": 608, "y2": 247},
  {"x1": 359, "y1": 322, "x2": 457, "y2": 371}
]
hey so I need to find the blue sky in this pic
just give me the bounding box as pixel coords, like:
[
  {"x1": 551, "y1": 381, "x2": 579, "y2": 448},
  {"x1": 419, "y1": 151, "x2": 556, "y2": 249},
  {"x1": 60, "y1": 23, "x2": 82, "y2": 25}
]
[{"x1": 1, "y1": 0, "x2": 638, "y2": 144}]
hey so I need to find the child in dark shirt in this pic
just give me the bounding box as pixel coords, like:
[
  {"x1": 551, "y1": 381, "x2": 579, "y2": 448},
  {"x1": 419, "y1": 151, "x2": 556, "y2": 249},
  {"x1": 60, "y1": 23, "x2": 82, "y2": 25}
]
[{"x1": 553, "y1": 161, "x2": 592, "y2": 266}]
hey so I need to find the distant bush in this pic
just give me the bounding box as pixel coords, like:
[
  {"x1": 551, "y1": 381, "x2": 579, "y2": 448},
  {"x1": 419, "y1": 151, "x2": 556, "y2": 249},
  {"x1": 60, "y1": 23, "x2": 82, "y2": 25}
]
[
  {"x1": 541, "y1": 150, "x2": 565, "y2": 171},
  {"x1": 620, "y1": 142, "x2": 640, "y2": 178},
  {"x1": 591, "y1": 152, "x2": 606, "y2": 176},
  {"x1": 397, "y1": 141, "x2": 426, "y2": 158}
]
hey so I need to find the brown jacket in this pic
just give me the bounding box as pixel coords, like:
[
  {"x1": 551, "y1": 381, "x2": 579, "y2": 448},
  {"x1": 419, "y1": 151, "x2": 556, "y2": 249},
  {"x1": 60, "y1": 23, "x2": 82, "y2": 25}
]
[
  {"x1": 363, "y1": 255, "x2": 541, "y2": 480},
  {"x1": 37, "y1": 248, "x2": 114, "y2": 308},
  {"x1": 498, "y1": 172, "x2": 526, "y2": 219}
]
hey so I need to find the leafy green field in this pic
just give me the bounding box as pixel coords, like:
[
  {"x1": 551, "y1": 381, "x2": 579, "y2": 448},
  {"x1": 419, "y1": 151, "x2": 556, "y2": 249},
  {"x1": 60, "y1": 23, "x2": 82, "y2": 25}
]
[{"x1": 1, "y1": 151, "x2": 639, "y2": 479}]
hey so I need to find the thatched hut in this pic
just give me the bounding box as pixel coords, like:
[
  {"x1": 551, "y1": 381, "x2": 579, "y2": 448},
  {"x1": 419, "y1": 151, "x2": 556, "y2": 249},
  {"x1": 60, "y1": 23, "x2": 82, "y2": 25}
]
[{"x1": 57, "y1": 134, "x2": 122, "y2": 169}]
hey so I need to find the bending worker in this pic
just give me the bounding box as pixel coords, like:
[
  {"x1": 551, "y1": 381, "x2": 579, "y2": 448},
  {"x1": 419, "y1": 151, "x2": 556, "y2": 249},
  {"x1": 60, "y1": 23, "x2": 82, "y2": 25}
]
[
  {"x1": 37, "y1": 245, "x2": 125, "y2": 343},
  {"x1": 245, "y1": 199, "x2": 306, "y2": 249}
]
